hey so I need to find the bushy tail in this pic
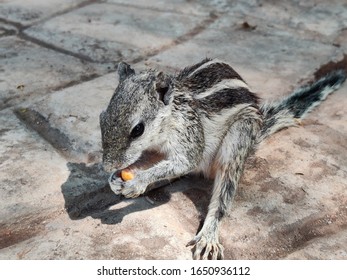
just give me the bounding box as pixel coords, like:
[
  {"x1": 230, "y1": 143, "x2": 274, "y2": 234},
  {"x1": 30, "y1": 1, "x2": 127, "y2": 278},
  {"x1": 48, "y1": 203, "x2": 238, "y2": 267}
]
[{"x1": 259, "y1": 70, "x2": 346, "y2": 141}]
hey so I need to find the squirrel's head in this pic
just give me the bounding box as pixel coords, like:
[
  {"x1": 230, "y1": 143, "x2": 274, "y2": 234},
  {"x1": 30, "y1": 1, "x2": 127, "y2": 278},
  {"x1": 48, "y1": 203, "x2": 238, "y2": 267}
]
[{"x1": 100, "y1": 62, "x2": 173, "y2": 172}]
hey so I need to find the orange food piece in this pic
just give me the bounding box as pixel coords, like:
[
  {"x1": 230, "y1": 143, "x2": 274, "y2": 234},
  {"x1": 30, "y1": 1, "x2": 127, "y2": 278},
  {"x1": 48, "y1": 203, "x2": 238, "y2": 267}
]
[{"x1": 120, "y1": 169, "x2": 134, "y2": 181}]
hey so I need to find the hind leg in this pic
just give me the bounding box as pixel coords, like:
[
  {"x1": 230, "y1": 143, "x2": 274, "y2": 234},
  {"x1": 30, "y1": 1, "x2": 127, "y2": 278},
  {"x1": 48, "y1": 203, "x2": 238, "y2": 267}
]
[{"x1": 188, "y1": 117, "x2": 260, "y2": 260}]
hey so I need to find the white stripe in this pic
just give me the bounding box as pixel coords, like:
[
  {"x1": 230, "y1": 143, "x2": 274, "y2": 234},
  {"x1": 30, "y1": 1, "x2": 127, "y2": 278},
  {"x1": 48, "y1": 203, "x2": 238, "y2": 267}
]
[
  {"x1": 196, "y1": 104, "x2": 251, "y2": 177},
  {"x1": 187, "y1": 59, "x2": 224, "y2": 78},
  {"x1": 195, "y1": 78, "x2": 250, "y2": 99}
]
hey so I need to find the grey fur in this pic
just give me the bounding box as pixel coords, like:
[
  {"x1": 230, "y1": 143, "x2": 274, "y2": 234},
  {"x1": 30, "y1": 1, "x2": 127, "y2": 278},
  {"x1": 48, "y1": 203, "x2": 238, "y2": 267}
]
[
  {"x1": 259, "y1": 70, "x2": 346, "y2": 141},
  {"x1": 100, "y1": 59, "x2": 346, "y2": 259}
]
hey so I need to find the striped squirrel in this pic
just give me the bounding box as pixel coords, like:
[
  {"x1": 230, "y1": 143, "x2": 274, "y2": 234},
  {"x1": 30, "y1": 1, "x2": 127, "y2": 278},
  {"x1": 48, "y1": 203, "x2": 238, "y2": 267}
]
[{"x1": 100, "y1": 59, "x2": 346, "y2": 260}]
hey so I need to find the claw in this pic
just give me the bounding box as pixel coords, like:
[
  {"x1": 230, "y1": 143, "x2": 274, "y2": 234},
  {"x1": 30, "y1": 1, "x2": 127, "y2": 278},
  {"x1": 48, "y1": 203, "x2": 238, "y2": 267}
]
[
  {"x1": 186, "y1": 235, "x2": 201, "y2": 247},
  {"x1": 202, "y1": 243, "x2": 212, "y2": 260},
  {"x1": 121, "y1": 184, "x2": 144, "y2": 198},
  {"x1": 187, "y1": 234, "x2": 225, "y2": 260},
  {"x1": 122, "y1": 190, "x2": 138, "y2": 198},
  {"x1": 193, "y1": 237, "x2": 206, "y2": 260},
  {"x1": 211, "y1": 246, "x2": 219, "y2": 260},
  {"x1": 108, "y1": 172, "x2": 123, "y2": 195},
  {"x1": 110, "y1": 172, "x2": 118, "y2": 181},
  {"x1": 214, "y1": 243, "x2": 224, "y2": 260}
]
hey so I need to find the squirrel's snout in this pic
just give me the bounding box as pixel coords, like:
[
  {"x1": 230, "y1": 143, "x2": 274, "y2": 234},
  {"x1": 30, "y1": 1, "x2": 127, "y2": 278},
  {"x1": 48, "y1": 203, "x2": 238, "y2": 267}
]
[{"x1": 102, "y1": 152, "x2": 124, "y2": 172}]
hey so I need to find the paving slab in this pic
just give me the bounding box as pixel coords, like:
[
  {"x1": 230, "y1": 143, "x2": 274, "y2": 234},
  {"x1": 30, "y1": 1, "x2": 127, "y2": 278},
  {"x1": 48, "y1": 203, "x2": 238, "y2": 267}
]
[
  {"x1": 0, "y1": 0, "x2": 88, "y2": 26},
  {"x1": 223, "y1": 0, "x2": 347, "y2": 40},
  {"x1": 0, "y1": 36, "x2": 107, "y2": 109},
  {"x1": 271, "y1": 0, "x2": 347, "y2": 38},
  {"x1": 284, "y1": 229, "x2": 347, "y2": 259},
  {"x1": 0, "y1": 109, "x2": 69, "y2": 249},
  {"x1": 105, "y1": 0, "x2": 213, "y2": 16},
  {"x1": 14, "y1": 72, "x2": 117, "y2": 163},
  {"x1": 24, "y1": 3, "x2": 213, "y2": 63},
  {"x1": 334, "y1": 29, "x2": 347, "y2": 52}
]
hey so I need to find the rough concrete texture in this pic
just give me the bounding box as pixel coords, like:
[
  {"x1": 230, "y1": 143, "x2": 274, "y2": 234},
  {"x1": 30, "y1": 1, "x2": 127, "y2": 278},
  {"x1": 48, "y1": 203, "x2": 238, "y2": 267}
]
[
  {"x1": 0, "y1": 36, "x2": 107, "y2": 109},
  {"x1": 0, "y1": 0, "x2": 346, "y2": 260},
  {"x1": 0, "y1": 0, "x2": 88, "y2": 25}
]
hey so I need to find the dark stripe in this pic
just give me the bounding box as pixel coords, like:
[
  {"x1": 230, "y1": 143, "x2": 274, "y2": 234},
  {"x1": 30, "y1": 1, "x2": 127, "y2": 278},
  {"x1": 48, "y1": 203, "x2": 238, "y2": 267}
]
[
  {"x1": 177, "y1": 58, "x2": 212, "y2": 79},
  {"x1": 178, "y1": 61, "x2": 246, "y2": 94},
  {"x1": 217, "y1": 181, "x2": 236, "y2": 220},
  {"x1": 198, "y1": 88, "x2": 258, "y2": 112}
]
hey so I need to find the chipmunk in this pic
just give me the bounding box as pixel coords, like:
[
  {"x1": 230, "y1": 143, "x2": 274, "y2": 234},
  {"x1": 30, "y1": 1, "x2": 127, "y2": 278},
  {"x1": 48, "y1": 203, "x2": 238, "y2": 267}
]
[{"x1": 100, "y1": 58, "x2": 346, "y2": 260}]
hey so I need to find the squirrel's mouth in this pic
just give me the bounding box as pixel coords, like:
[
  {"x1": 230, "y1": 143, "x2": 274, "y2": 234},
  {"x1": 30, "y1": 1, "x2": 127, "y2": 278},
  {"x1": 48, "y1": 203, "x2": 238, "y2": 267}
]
[
  {"x1": 109, "y1": 149, "x2": 172, "y2": 193},
  {"x1": 124, "y1": 149, "x2": 166, "y2": 171},
  {"x1": 107, "y1": 149, "x2": 167, "y2": 183}
]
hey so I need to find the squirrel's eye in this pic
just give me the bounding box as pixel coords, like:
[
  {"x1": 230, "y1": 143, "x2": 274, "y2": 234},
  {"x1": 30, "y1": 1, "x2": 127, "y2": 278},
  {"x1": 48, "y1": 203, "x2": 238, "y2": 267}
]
[{"x1": 130, "y1": 122, "x2": 145, "y2": 138}]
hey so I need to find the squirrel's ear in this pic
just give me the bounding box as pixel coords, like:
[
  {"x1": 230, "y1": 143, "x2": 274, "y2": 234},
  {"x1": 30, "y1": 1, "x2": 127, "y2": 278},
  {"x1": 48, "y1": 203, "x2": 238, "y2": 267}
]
[
  {"x1": 117, "y1": 62, "x2": 135, "y2": 82},
  {"x1": 155, "y1": 72, "x2": 172, "y2": 105}
]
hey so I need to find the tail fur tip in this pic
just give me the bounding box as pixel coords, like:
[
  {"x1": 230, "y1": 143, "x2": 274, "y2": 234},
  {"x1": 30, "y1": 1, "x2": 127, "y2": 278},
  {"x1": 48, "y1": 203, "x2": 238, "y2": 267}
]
[{"x1": 323, "y1": 69, "x2": 346, "y2": 88}]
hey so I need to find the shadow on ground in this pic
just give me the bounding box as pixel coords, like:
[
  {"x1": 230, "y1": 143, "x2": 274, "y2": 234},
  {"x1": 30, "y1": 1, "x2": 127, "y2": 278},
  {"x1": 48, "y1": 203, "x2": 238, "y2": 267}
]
[{"x1": 61, "y1": 162, "x2": 211, "y2": 226}]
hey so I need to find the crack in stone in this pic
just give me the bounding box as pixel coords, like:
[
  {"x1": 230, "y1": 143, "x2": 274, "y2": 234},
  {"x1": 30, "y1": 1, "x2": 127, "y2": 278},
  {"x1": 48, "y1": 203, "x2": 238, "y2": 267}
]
[
  {"x1": 13, "y1": 108, "x2": 83, "y2": 161},
  {"x1": 130, "y1": 11, "x2": 222, "y2": 65},
  {"x1": 18, "y1": 32, "x2": 97, "y2": 63}
]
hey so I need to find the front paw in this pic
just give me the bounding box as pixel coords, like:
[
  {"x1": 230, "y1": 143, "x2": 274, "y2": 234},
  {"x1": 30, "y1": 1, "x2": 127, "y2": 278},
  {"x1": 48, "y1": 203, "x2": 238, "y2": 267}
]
[
  {"x1": 108, "y1": 171, "x2": 124, "y2": 195},
  {"x1": 108, "y1": 170, "x2": 148, "y2": 198},
  {"x1": 121, "y1": 179, "x2": 147, "y2": 198},
  {"x1": 187, "y1": 232, "x2": 224, "y2": 260}
]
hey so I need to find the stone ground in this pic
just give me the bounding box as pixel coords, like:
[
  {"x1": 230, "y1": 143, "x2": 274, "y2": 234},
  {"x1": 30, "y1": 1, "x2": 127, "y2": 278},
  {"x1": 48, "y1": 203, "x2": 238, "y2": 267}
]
[{"x1": 0, "y1": 0, "x2": 346, "y2": 260}]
